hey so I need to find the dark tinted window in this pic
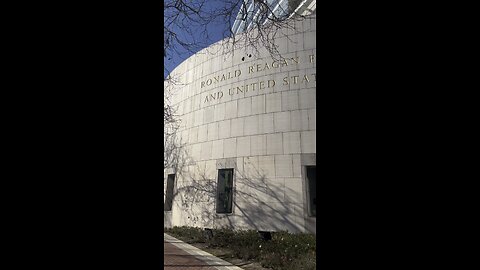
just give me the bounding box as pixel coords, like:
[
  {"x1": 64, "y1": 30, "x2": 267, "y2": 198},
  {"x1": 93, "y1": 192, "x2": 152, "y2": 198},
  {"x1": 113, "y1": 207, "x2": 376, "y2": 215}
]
[
  {"x1": 307, "y1": 166, "x2": 316, "y2": 216},
  {"x1": 216, "y1": 169, "x2": 234, "y2": 214},
  {"x1": 164, "y1": 174, "x2": 175, "y2": 211}
]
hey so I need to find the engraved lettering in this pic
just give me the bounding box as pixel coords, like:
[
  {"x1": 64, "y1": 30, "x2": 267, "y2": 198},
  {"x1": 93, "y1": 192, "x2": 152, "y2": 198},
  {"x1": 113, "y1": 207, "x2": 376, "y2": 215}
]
[
  {"x1": 292, "y1": 76, "x2": 299, "y2": 84},
  {"x1": 302, "y1": 75, "x2": 309, "y2": 83},
  {"x1": 259, "y1": 81, "x2": 265, "y2": 89},
  {"x1": 268, "y1": 80, "x2": 275, "y2": 87}
]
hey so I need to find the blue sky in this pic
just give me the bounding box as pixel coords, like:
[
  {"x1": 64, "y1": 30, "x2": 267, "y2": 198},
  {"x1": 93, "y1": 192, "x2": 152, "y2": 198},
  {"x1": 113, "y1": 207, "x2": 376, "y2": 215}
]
[{"x1": 164, "y1": 1, "x2": 242, "y2": 78}]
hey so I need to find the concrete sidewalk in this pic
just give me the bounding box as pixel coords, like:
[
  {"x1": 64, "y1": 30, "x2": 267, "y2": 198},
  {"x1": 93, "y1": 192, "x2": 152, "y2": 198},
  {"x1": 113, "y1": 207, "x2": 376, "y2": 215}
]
[{"x1": 164, "y1": 233, "x2": 244, "y2": 270}]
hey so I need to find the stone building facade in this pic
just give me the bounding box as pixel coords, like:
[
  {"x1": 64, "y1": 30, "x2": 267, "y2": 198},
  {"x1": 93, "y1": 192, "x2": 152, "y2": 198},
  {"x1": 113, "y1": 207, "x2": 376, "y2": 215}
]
[{"x1": 164, "y1": 16, "x2": 316, "y2": 233}]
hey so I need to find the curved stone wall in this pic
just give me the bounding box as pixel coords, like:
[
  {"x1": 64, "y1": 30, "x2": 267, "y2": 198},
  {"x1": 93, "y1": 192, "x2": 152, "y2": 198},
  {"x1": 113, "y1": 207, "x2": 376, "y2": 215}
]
[{"x1": 165, "y1": 17, "x2": 316, "y2": 233}]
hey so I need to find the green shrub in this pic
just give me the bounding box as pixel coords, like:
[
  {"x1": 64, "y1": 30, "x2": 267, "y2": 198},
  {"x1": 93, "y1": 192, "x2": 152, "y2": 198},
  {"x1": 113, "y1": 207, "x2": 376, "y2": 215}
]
[
  {"x1": 164, "y1": 226, "x2": 204, "y2": 243},
  {"x1": 164, "y1": 227, "x2": 316, "y2": 270}
]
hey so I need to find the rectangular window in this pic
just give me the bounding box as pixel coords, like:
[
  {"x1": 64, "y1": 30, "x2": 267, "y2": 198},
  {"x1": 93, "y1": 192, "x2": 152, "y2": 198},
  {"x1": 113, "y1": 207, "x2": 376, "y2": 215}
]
[
  {"x1": 306, "y1": 166, "x2": 316, "y2": 217},
  {"x1": 216, "y1": 169, "x2": 234, "y2": 214},
  {"x1": 164, "y1": 174, "x2": 175, "y2": 211}
]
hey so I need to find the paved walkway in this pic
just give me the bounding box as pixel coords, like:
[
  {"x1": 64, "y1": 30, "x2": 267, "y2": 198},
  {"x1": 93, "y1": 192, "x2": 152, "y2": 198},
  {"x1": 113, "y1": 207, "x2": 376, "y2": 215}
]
[{"x1": 164, "y1": 233, "x2": 244, "y2": 270}]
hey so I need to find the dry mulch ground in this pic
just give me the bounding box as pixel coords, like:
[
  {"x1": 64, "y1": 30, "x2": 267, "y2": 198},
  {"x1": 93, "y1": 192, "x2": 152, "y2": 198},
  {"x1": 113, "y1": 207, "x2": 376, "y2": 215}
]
[{"x1": 189, "y1": 242, "x2": 273, "y2": 270}]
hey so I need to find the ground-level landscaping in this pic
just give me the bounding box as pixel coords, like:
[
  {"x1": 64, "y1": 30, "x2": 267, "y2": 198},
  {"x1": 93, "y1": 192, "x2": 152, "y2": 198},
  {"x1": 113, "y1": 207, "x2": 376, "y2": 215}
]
[{"x1": 164, "y1": 226, "x2": 316, "y2": 270}]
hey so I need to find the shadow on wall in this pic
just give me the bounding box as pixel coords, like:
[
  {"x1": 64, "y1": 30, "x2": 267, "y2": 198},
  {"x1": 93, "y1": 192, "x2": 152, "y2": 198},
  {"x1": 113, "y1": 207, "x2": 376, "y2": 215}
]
[{"x1": 164, "y1": 136, "x2": 306, "y2": 233}]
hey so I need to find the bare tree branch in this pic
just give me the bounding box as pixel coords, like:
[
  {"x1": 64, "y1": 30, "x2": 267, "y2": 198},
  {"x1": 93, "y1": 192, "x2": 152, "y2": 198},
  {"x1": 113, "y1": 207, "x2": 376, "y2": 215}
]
[{"x1": 164, "y1": 0, "x2": 315, "y2": 170}]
